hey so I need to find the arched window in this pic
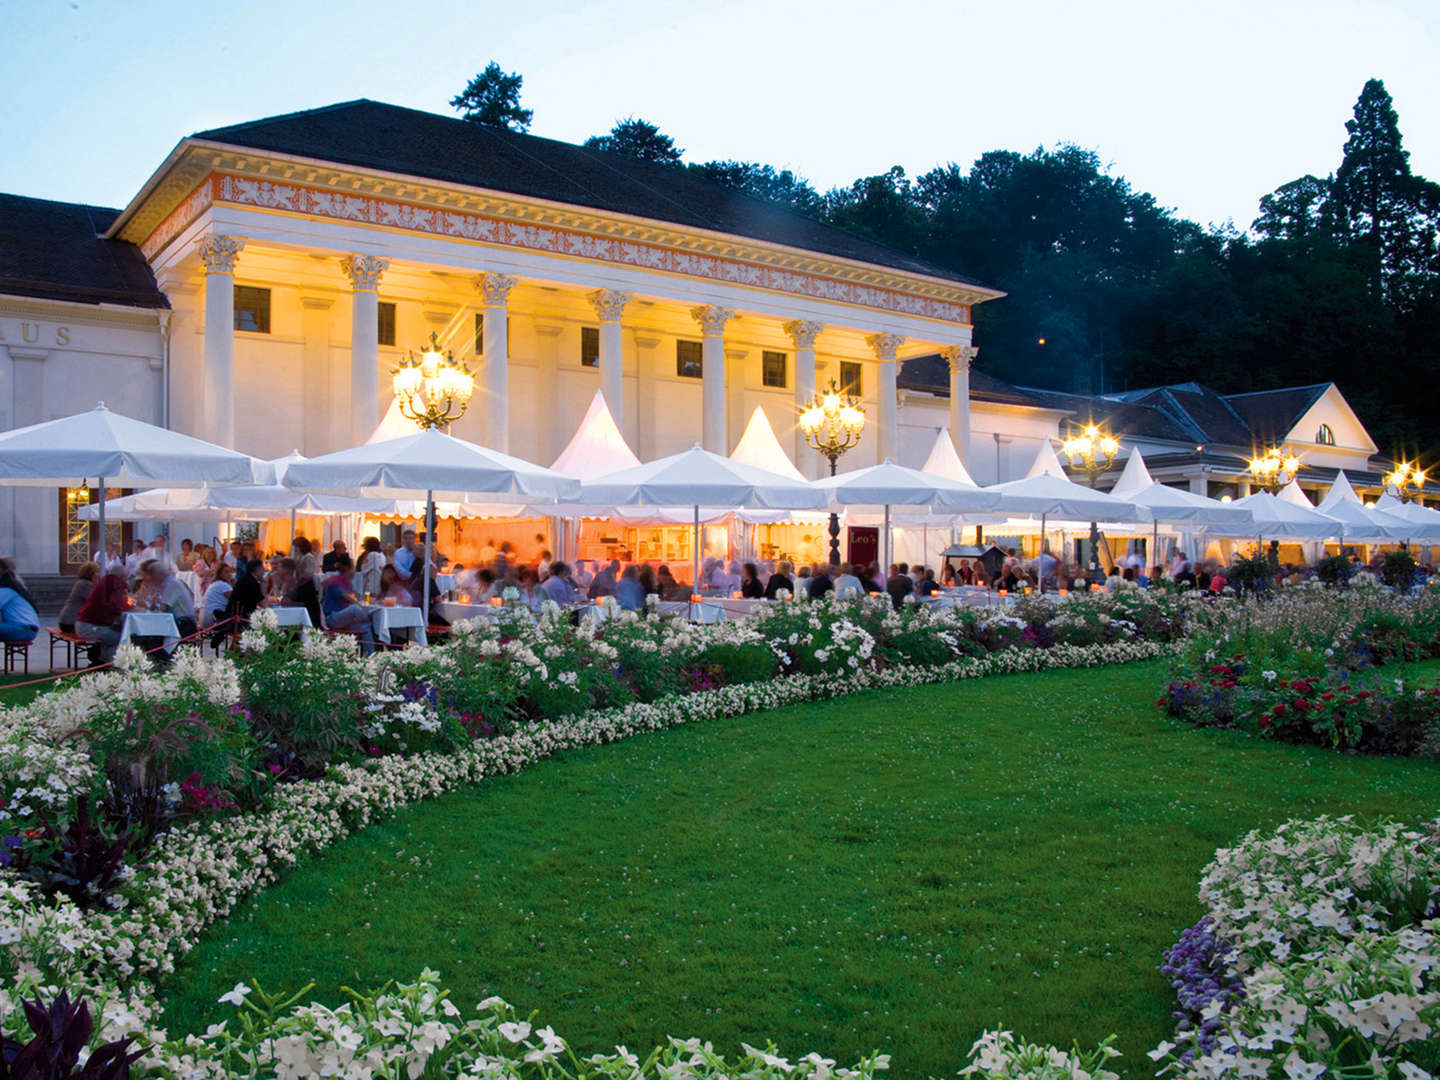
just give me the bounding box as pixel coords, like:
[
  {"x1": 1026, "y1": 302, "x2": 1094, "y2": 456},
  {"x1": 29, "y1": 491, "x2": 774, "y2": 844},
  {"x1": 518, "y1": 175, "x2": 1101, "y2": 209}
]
[{"x1": 1316, "y1": 424, "x2": 1336, "y2": 446}]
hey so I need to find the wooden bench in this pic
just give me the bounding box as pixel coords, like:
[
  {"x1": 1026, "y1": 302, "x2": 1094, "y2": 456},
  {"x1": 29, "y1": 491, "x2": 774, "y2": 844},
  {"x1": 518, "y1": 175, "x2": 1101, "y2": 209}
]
[
  {"x1": 3, "y1": 638, "x2": 32, "y2": 674},
  {"x1": 47, "y1": 627, "x2": 102, "y2": 670}
]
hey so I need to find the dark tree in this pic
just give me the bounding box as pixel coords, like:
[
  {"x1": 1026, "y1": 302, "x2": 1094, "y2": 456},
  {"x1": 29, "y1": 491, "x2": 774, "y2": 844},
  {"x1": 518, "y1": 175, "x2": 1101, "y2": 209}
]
[
  {"x1": 451, "y1": 62, "x2": 533, "y2": 132},
  {"x1": 687, "y1": 161, "x2": 824, "y2": 216},
  {"x1": 1252, "y1": 175, "x2": 1334, "y2": 240},
  {"x1": 584, "y1": 118, "x2": 683, "y2": 164},
  {"x1": 822, "y1": 166, "x2": 927, "y2": 252}
]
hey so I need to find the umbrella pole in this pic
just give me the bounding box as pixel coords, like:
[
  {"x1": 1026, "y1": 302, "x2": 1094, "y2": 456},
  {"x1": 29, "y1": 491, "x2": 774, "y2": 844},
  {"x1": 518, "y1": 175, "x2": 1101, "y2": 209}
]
[
  {"x1": 1039, "y1": 512, "x2": 1046, "y2": 595},
  {"x1": 692, "y1": 505, "x2": 700, "y2": 593},
  {"x1": 423, "y1": 489, "x2": 433, "y2": 623},
  {"x1": 884, "y1": 504, "x2": 891, "y2": 575},
  {"x1": 1152, "y1": 519, "x2": 1159, "y2": 578},
  {"x1": 96, "y1": 474, "x2": 105, "y2": 565},
  {"x1": 289, "y1": 508, "x2": 296, "y2": 552}
]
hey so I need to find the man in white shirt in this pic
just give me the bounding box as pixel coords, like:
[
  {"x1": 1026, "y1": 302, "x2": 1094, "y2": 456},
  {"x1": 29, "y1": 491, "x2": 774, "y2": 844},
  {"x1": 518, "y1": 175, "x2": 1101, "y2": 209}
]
[
  {"x1": 572, "y1": 560, "x2": 595, "y2": 589},
  {"x1": 142, "y1": 562, "x2": 197, "y2": 638},
  {"x1": 391, "y1": 529, "x2": 419, "y2": 577},
  {"x1": 223, "y1": 541, "x2": 241, "y2": 569},
  {"x1": 124, "y1": 540, "x2": 148, "y2": 579},
  {"x1": 832, "y1": 562, "x2": 863, "y2": 598},
  {"x1": 100, "y1": 542, "x2": 126, "y2": 577},
  {"x1": 147, "y1": 536, "x2": 178, "y2": 575}
]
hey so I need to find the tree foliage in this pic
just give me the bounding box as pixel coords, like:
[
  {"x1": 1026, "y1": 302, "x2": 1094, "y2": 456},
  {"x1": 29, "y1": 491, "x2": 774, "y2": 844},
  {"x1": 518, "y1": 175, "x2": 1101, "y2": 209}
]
[
  {"x1": 451, "y1": 62, "x2": 533, "y2": 131},
  {"x1": 584, "y1": 118, "x2": 683, "y2": 164}
]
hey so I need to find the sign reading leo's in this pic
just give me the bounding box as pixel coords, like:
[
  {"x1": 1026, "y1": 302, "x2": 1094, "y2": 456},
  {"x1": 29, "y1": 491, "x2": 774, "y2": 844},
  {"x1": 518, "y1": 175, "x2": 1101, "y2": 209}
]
[{"x1": 0, "y1": 322, "x2": 71, "y2": 345}]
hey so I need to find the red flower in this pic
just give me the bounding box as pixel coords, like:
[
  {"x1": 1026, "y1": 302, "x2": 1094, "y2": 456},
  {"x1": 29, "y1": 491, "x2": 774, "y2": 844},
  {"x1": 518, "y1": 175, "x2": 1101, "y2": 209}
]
[
  {"x1": 1321, "y1": 692, "x2": 1336, "y2": 701},
  {"x1": 1357, "y1": 690, "x2": 1373, "y2": 699},
  {"x1": 1259, "y1": 714, "x2": 1272, "y2": 727},
  {"x1": 1293, "y1": 699, "x2": 1310, "y2": 712},
  {"x1": 1273, "y1": 704, "x2": 1287, "y2": 715}
]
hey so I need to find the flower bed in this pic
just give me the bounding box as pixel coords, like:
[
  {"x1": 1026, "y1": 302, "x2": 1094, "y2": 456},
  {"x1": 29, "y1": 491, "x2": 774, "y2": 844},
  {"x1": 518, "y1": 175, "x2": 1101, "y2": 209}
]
[
  {"x1": 0, "y1": 591, "x2": 1191, "y2": 1075},
  {"x1": 1160, "y1": 582, "x2": 1440, "y2": 754}
]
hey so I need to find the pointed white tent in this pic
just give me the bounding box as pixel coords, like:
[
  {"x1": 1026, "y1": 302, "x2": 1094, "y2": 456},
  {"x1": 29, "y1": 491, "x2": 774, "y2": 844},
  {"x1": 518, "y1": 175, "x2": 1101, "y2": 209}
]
[
  {"x1": 1276, "y1": 480, "x2": 1316, "y2": 508},
  {"x1": 1374, "y1": 493, "x2": 1440, "y2": 543},
  {"x1": 1109, "y1": 451, "x2": 1252, "y2": 526},
  {"x1": 730, "y1": 406, "x2": 806, "y2": 482},
  {"x1": 551, "y1": 390, "x2": 642, "y2": 479},
  {"x1": 367, "y1": 398, "x2": 419, "y2": 445},
  {"x1": 1221, "y1": 490, "x2": 1340, "y2": 540},
  {"x1": 1321, "y1": 473, "x2": 1438, "y2": 542},
  {"x1": 920, "y1": 429, "x2": 981, "y2": 487}
]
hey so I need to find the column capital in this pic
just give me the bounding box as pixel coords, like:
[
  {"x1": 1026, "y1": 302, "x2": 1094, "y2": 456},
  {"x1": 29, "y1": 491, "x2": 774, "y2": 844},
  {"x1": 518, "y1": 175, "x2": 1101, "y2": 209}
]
[
  {"x1": 475, "y1": 272, "x2": 519, "y2": 307},
  {"x1": 781, "y1": 319, "x2": 824, "y2": 348},
  {"x1": 940, "y1": 344, "x2": 978, "y2": 374},
  {"x1": 690, "y1": 304, "x2": 735, "y2": 336},
  {"x1": 588, "y1": 288, "x2": 633, "y2": 322},
  {"x1": 340, "y1": 254, "x2": 390, "y2": 292},
  {"x1": 866, "y1": 332, "x2": 906, "y2": 362},
  {"x1": 196, "y1": 234, "x2": 245, "y2": 275}
]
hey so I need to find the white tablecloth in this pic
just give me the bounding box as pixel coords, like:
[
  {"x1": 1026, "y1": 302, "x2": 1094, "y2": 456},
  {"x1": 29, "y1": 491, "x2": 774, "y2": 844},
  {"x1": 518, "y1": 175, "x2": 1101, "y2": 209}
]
[
  {"x1": 270, "y1": 606, "x2": 313, "y2": 629},
  {"x1": 374, "y1": 605, "x2": 426, "y2": 646},
  {"x1": 437, "y1": 601, "x2": 535, "y2": 625},
  {"x1": 119, "y1": 612, "x2": 181, "y2": 653},
  {"x1": 436, "y1": 574, "x2": 457, "y2": 595},
  {"x1": 657, "y1": 600, "x2": 727, "y2": 623}
]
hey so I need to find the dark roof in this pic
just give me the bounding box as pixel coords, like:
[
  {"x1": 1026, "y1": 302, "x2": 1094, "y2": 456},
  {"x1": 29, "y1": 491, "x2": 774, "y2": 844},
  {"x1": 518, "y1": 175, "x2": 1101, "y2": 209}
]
[
  {"x1": 898, "y1": 354, "x2": 1042, "y2": 407},
  {"x1": 0, "y1": 193, "x2": 167, "y2": 309},
  {"x1": 192, "y1": 100, "x2": 989, "y2": 289},
  {"x1": 1223, "y1": 385, "x2": 1331, "y2": 444},
  {"x1": 1119, "y1": 384, "x2": 1254, "y2": 447}
]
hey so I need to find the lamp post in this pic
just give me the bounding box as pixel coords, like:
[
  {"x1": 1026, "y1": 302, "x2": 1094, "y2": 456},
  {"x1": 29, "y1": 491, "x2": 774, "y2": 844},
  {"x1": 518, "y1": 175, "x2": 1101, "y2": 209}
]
[
  {"x1": 800, "y1": 377, "x2": 866, "y2": 565},
  {"x1": 1247, "y1": 446, "x2": 1300, "y2": 495},
  {"x1": 391, "y1": 332, "x2": 476, "y2": 432},
  {"x1": 1385, "y1": 461, "x2": 1427, "y2": 504},
  {"x1": 1061, "y1": 422, "x2": 1120, "y2": 581}
]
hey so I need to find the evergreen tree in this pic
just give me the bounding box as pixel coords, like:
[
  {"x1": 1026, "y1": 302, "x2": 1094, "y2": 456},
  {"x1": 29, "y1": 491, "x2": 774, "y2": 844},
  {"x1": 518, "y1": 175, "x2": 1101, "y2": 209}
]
[
  {"x1": 1252, "y1": 175, "x2": 1334, "y2": 240},
  {"x1": 687, "y1": 161, "x2": 824, "y2": 216},
  {"x1": 584, "y1": 118, "x2": 683, "y2": 164},
  {"x1": 451, "y1": 62, "x2": 533, "y2": 132}
]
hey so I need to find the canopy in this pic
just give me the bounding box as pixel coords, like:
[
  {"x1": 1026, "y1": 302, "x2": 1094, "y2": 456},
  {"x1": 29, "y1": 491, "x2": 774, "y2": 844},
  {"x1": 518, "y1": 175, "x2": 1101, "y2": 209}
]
[
  {"x1": 550, "y1": 390, "x2": 642, "y2": 479},
  {"x1": 730, "y1": 406, "x2": 806, "y2": 482},
  {"x1": 1219, "y1": 489, "x2": 1341, "y2": 540},
  {"x1": 282, "y1": 427, "x2": 580, "y2": 503},
  {"x1": 1313, "y1": 472, "x2": 1413, "y2": 543},
  {"x1": 920, "y1": 429, "x2": 981, "y2": 487},
  {"x1": 984, "y1": 443, "x2": 1139, "y2": 522},
  {"x1": 1109, "y1": 450, "x2": 1253, "y2": 526},
  {"x1": 1371, "y1": 492, "x2": 1440, "y2": 543},
  {"x1": 0, "y1": 402, "x2": 264, "y2": 487},
  {"x1": 78, "y1": 489, "x2": 245, "y2": 523}
]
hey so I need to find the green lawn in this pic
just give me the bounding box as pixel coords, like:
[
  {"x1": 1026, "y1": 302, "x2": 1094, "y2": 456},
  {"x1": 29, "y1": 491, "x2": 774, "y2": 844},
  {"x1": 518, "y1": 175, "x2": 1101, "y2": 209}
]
[{"x1": 158, "y1": 659, "x2": 1440, "y2": 1078}]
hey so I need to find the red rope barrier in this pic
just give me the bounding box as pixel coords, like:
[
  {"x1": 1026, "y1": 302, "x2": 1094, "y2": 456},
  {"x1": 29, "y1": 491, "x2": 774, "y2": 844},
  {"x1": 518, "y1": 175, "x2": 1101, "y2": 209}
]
[{"x1": 0, "y1": 616, "x2": 244, "y2": 692}]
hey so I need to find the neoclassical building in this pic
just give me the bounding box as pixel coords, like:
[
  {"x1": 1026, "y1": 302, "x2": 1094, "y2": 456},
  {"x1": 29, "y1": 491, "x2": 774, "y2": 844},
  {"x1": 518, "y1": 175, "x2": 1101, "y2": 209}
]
[{"x1": 0, "y1": 98, "x2": 1411, "y2": 577}]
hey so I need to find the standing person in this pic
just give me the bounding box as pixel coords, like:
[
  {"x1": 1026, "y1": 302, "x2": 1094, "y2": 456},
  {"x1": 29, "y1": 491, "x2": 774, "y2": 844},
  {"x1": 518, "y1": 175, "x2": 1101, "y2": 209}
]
[
  {"x1": 391, "y1": 529, "x2": 420, "y2": 578},
  {"x1": 124, "y1": 540, "x2": 148, "y2": 580},
  {"x1": 75, "y1": 570, "x2": 128, "y2": 662},
  {"x1": 223, "y1": 540, "x2": 241, "y2": 570},
  {"x1": 537, "y1": 548, "x2": 552, "y2": 579},
  {"x1": 99, "y1": 541, "x2": 125, "y2": 577},
  {"x1": 0, "y1": 559, "x2": 39, "y2": 645},
  {"x1": 357, "y1": 536, "x2": 386, "y2": 599},
  {"x1": 58, "y1": 561, "x2": 100, "y2": 634},
  {"x1": 146, "y1": 536, "x2": 178, "y2": 575}
]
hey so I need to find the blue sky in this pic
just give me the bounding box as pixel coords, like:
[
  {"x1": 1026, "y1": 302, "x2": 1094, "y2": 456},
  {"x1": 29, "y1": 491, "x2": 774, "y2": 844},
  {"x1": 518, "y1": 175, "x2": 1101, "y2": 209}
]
[{"x1": 4, "y1": 0, "x2": 1437, "y2": 230}]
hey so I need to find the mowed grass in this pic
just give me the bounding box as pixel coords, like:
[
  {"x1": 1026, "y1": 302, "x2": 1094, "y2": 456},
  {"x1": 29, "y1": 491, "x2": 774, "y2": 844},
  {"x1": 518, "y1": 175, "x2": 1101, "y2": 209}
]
[{"x1": 159, "y1": 659, "x2": 1440, "y2": 1077}]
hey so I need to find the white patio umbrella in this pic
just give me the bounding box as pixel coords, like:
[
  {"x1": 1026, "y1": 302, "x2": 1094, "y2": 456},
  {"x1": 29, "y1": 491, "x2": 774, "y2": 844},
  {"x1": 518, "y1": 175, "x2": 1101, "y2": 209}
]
[
  {"x1": 984, "y1": 443, "x2": 1139, "y2": 592},
  {"x1": 1374, "y1": 492, "x2": 1440, "y2": 544},
  {"x1": 578, "y1": 444, "x2": 827, "y2": 588},
  {"x1": 283, "y1": 428, "x2": 580, "y2": 618},
  {"x1": 1222, "y1": 489, "x2": 1341, "y2": 542},
  {"x1": 1109, "y1": 450, "x2": 1255, "y2": 566},
  {"x1": 1313, "y1": 472, "x2": 1412, "y2": 543},
  {"x1": 815, "y1": 459, "x2": 1001, "y2": 571},
  {"x1": 0, "y1": 402, "x2": 267, "y2": 559}
]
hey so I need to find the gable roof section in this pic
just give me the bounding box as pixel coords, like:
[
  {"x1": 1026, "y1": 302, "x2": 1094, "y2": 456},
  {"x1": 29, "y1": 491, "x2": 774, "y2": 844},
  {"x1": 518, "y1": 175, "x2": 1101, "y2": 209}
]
[
  {"x1": 188, "y1": 99, "x2": 990, "y2": 291},
  {"x1": 0, "y1": 193, "x2": 167, "y2": 309},
  {"x1": 1224, "y1": 384, "x2": 1331, "y2": 444},
  {"x1": 897, "y1": 353, "x2": 1048, "y2": 408}
]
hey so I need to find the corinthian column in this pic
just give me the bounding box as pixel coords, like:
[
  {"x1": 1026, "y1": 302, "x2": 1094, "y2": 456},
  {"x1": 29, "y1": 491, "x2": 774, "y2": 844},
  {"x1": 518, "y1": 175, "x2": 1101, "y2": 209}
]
[
  {"x1": 691, "y1": 305, "x2": 735, "y2": 453},
  {"x1": 783, "y1": 320, "x2": 824, "y2": 478},
  {"x1": 588, "y1": 289, "x2": 632, "y2": 430},
  {"x1": 197, "y1": 234, "x2": 244, "y2": 448},
  {"x1": 340, "y1": 254, "x2": 390, "y2": 445},
  {"x1": 476, "y1": 272, "x2": 519, "y2": 451},
  {"x1": 867, "y1": 332, "x2": 906, "y2": 463},
  {"x1": 939, "y1": 344, "x2": 978, "y2": 471}
]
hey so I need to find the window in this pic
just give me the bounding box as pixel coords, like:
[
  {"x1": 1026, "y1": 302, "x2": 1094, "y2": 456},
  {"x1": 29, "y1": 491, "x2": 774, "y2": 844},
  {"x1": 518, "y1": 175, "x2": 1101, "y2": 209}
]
[
  {"x1": 233, "y1": 286, "x2": 270, "y2": 333},
  {"x1": 839, "y1": 360, "x2": 862, "y2": 397},
  {"x1": 473, "y1": 312, "x2": 511, "y2": 355},
  {"x1": 1316, "y1": 423, "x2": 1336, "y2": 445},
  {"x1": 580, "y1": 326, "x2": 599, "y2": 368},
  {"x1": 676, "y1": 339, "x2": 703, "y2": 379},
  {"x1": 377, "y1": 302, "x2": 396, "y2": 347},
  {"x1": 762, "y1": 350, "x2": 787, "y2": 389}
]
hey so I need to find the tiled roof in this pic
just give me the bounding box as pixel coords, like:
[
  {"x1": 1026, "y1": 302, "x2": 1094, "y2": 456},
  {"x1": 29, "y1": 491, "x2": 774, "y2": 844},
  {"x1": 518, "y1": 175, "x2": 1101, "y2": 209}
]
[
  {"x1": 0, "y1": 193, "x2": 167, "y2": 309},
  {"x1": 193, "y1": 100, "x2": 990, "y2": 289},
  {"x1": 1223, "y1": 385, "x2": 1331, "y2": 444}
]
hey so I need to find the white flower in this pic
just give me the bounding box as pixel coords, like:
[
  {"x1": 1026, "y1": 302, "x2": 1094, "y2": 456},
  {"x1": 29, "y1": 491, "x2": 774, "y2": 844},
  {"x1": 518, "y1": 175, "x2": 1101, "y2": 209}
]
[
  {"x1": 498, "y1": 1021, "x2": 531, "y2": 1043},
  {"x1": 218, "y1": 982, "x2": 252, "y2": 1007}
]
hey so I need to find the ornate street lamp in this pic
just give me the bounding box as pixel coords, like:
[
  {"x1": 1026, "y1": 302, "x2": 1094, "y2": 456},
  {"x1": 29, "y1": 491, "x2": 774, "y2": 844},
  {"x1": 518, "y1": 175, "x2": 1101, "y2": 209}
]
[
  {"x1": 1386, "y1": 461, "x2": 1428, "y2": 504},
  {"x1": 1061, "y1": 421, "x2": 1121, "y2": 581},
  {"x1": 1247, "y1": 445, "x2": 1300, "y2": 495},
  {"x1": 801, "y1": 377, "x2": 866, "y2": 565},
  {"x1": 391, "y1": 332, "x2": 476, "y2": 431}
]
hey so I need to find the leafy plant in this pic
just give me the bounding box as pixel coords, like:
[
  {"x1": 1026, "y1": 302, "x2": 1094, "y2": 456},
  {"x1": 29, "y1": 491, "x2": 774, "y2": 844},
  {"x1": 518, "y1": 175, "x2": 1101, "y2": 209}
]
[
  {"x1": 11, "y1": 797, "x2": 130, "y2": 912},
  {"x1": 1315, "y1": 554, "x2": 1355, "y2": 586},
  {"x1": 0, "y1": 992, "x2": 143, "y2": 1079},
  {"x1": 1382, "y1": 548, "x2": 1419, "y2": 590}
]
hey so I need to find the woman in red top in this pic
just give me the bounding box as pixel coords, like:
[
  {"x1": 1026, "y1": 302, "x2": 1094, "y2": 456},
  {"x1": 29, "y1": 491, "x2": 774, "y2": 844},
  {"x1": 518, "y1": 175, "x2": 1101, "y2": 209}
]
[{"x1": 75, "y1": 571, "x2": 129, "y2": 663}]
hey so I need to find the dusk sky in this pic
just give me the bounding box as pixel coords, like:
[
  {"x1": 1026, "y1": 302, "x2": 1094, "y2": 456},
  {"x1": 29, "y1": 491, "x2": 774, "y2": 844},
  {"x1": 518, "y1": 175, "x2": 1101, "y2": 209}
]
[{"x1": 5, "y1": 0, "x2": 1438, "y2": 231}]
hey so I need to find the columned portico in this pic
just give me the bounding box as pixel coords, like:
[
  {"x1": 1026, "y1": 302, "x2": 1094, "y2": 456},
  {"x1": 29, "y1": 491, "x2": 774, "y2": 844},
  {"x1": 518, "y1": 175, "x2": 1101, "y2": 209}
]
[
  {"x1": 692, "y1": 305, "x2": 734, "y2": 453},
  {"x1": 197, "y1": 234, "x2": 243, "y2": 449},
  {"x1": 783, "y1": 320, "x2": 823, "y2": 478},
  {"x1": 476, "y1": 272, "x2": 518, "y2": 451},
  {"x1": 939, "y1": 343, "x2": 977, "y2": 470},
  {"x1": 340, "y1": 253, "x2": 388, "y2": 445},
  {"x1": 588, "y1": 289, "x2": 631, "y2": 431},
  {"x1": 867, "y1": 332, "x2": 905, "y2": 463}
]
